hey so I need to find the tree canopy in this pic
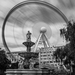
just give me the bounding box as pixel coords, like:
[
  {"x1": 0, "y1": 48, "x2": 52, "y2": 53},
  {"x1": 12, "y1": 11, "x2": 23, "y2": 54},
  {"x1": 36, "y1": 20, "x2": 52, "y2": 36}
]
[
  {"x1": 0, "y1": 48, "x2": 11, "y2": 71},
  {"x1": 53, "y1": 21, "x2": 75, "y2": 65}
]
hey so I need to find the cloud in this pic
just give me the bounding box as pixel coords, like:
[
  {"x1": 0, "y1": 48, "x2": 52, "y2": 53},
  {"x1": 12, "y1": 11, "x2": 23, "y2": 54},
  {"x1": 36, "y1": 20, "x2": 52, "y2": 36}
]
[
  {"x1": 49, "y1": 23, "x2": 66, "y2": 46},
  {"x1": 56, "y1": 0, "x2": 75, "y2": 20},
  {"x1": 0, "y1": 0, "x2": 75, "y2": 52},
  {"x1": 0, "y1": 0, "x2": 75, "y2": 21},
  {"x1": 43, "y1": 0, "x2": 75, "y2": 21},
  {"x1": 0, "y1": 0, "x2": 15, "y2": 19},
  {"x1": 58, "y1": 0, "x2": 75, "y2": 9},
  {"x1": 4, "y1": 0, "x2": 65, "y2": 27}
]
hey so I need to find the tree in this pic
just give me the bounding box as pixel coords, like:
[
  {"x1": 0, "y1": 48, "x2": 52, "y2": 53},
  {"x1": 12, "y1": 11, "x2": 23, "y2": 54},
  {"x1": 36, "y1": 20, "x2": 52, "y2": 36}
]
[
  {"x1": 54, "y1": 20, "x2": 75, "y2": 74},
  {"x1": 0, "y1": 48, "x2": 11, "y2": 75},
  {"x1": 53, "y1": 47, "x2": 68, "y2": 65},
  {"x1": 60, "y1": 21, "x2": 75, "y2": 63}
]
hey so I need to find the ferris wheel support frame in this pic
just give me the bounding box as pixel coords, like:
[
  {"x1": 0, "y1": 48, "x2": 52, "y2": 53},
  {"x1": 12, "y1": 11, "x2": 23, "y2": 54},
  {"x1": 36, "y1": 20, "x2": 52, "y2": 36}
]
[{"x1": 33, "y1": 32, "x2": 51, "y2": 52}]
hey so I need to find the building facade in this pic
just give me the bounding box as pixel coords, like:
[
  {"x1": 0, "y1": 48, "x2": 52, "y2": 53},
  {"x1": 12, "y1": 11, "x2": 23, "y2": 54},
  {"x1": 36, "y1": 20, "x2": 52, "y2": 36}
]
[{"x1": 39, "y1": 47, "x2": 61, "y2": 69}]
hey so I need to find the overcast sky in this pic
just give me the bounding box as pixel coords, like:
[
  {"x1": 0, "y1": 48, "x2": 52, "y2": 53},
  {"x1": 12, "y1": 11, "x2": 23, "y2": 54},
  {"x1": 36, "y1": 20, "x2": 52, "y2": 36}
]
[{"x1": 0, "y1": 0, "x2": 75, "y2": 52}]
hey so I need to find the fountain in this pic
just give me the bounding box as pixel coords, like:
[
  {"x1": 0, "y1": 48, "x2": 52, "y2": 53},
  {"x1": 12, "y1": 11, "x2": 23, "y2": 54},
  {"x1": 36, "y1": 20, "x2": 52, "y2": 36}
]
[{"x1": 18, "y1": 31, "x2": 38, "y2": 69}]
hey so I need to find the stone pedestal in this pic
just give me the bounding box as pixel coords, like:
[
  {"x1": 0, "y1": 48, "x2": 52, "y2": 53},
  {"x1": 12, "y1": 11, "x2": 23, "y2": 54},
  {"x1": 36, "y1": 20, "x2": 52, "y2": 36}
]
[{"x1": 5, "y1": 69, "x2": 50, "y2": 75}]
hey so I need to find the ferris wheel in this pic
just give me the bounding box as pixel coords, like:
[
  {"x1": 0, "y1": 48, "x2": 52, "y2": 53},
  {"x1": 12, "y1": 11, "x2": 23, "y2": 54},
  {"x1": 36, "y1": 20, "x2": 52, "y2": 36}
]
[{"x1": 2, "y1": 0, "x2": 68, "y2": 60}]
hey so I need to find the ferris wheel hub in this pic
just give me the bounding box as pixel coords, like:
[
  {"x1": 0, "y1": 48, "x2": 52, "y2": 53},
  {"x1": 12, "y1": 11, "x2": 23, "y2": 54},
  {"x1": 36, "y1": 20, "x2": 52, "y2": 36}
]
[{"x1": 40, "y1": 27, "x2": 46, "y2": 33}]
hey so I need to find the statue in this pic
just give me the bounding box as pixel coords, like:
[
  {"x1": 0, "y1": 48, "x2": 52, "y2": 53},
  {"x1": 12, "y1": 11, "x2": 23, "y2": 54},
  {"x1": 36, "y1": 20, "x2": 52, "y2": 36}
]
[
  {"x1": 23, "y1": 31, "x2": 35, "y2": 52},
  {"x1": 26, "y1": 31, "x2": 31, "y2": 42}
]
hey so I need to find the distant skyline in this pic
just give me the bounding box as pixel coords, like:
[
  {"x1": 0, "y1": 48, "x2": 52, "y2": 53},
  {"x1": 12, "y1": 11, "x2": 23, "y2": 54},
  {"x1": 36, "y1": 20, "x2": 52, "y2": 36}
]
[{"x1": 0, "y1": 0, "x2": 75, "y2": 52}]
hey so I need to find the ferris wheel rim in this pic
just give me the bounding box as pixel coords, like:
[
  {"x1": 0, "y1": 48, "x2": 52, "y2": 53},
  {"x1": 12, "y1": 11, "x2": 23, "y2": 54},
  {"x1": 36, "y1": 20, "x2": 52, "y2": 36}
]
[{"x1": 2, "y1": 0, "x2": 68, "y2": 53}]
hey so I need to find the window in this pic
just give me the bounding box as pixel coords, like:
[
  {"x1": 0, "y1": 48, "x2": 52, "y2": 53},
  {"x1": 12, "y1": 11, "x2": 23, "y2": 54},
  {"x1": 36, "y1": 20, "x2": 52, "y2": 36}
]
[
  {"x1": 47, "y1": 61, "x2": 49, "y2": 63},
  {"x1": 51, "y1": 54, "x2": 53, "y2": 56},
  {"x1": 52, "y1": 57, "x2": 54, "y2": 59},
  {"x1": 50, "y1": 51, "x2": 51, "y2": 53},
  {"x1": 48, "y1": 55, "x2": 50, "y2": 56},
  {"x1": 43, "y1": 55, "x2": 47, "y2": 57},
  {"x1": 53, "y1": 61, "x2": 56, "y2": 63},
  {"x1": 41, "y1": 58, "x2": 42, "y2": 60},
  {"x1": 55, "y1": 64, "x2": 57, "y2": 66},
  {"x1": 49, "y1": 58, "x2": 51, "y2": 60},
  {"x1": 50, "y1": 61, "x2": 53, "y2": 63},
  {"x1": 41, "y1": 55, "x2": 42, "y2": 57},
  {"x1": 40, "y1": 62, "x2": 42, "y2": 63},
  {"x1": 43, "y1": 62, "x2": 46, "y2": 64},
  {"x1": 41, "y1": 52, "x2": 42, "y2": 54},
  {"x1": 44, "y1": 58, "x2": 46, "y2": 60}
]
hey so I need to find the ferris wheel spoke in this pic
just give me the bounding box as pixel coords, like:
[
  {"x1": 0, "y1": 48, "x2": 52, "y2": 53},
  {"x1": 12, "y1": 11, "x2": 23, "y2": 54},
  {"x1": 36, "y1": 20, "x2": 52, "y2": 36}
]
[{"x1": 2, "y1": 0, "x2": 68, "y2": 61}]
